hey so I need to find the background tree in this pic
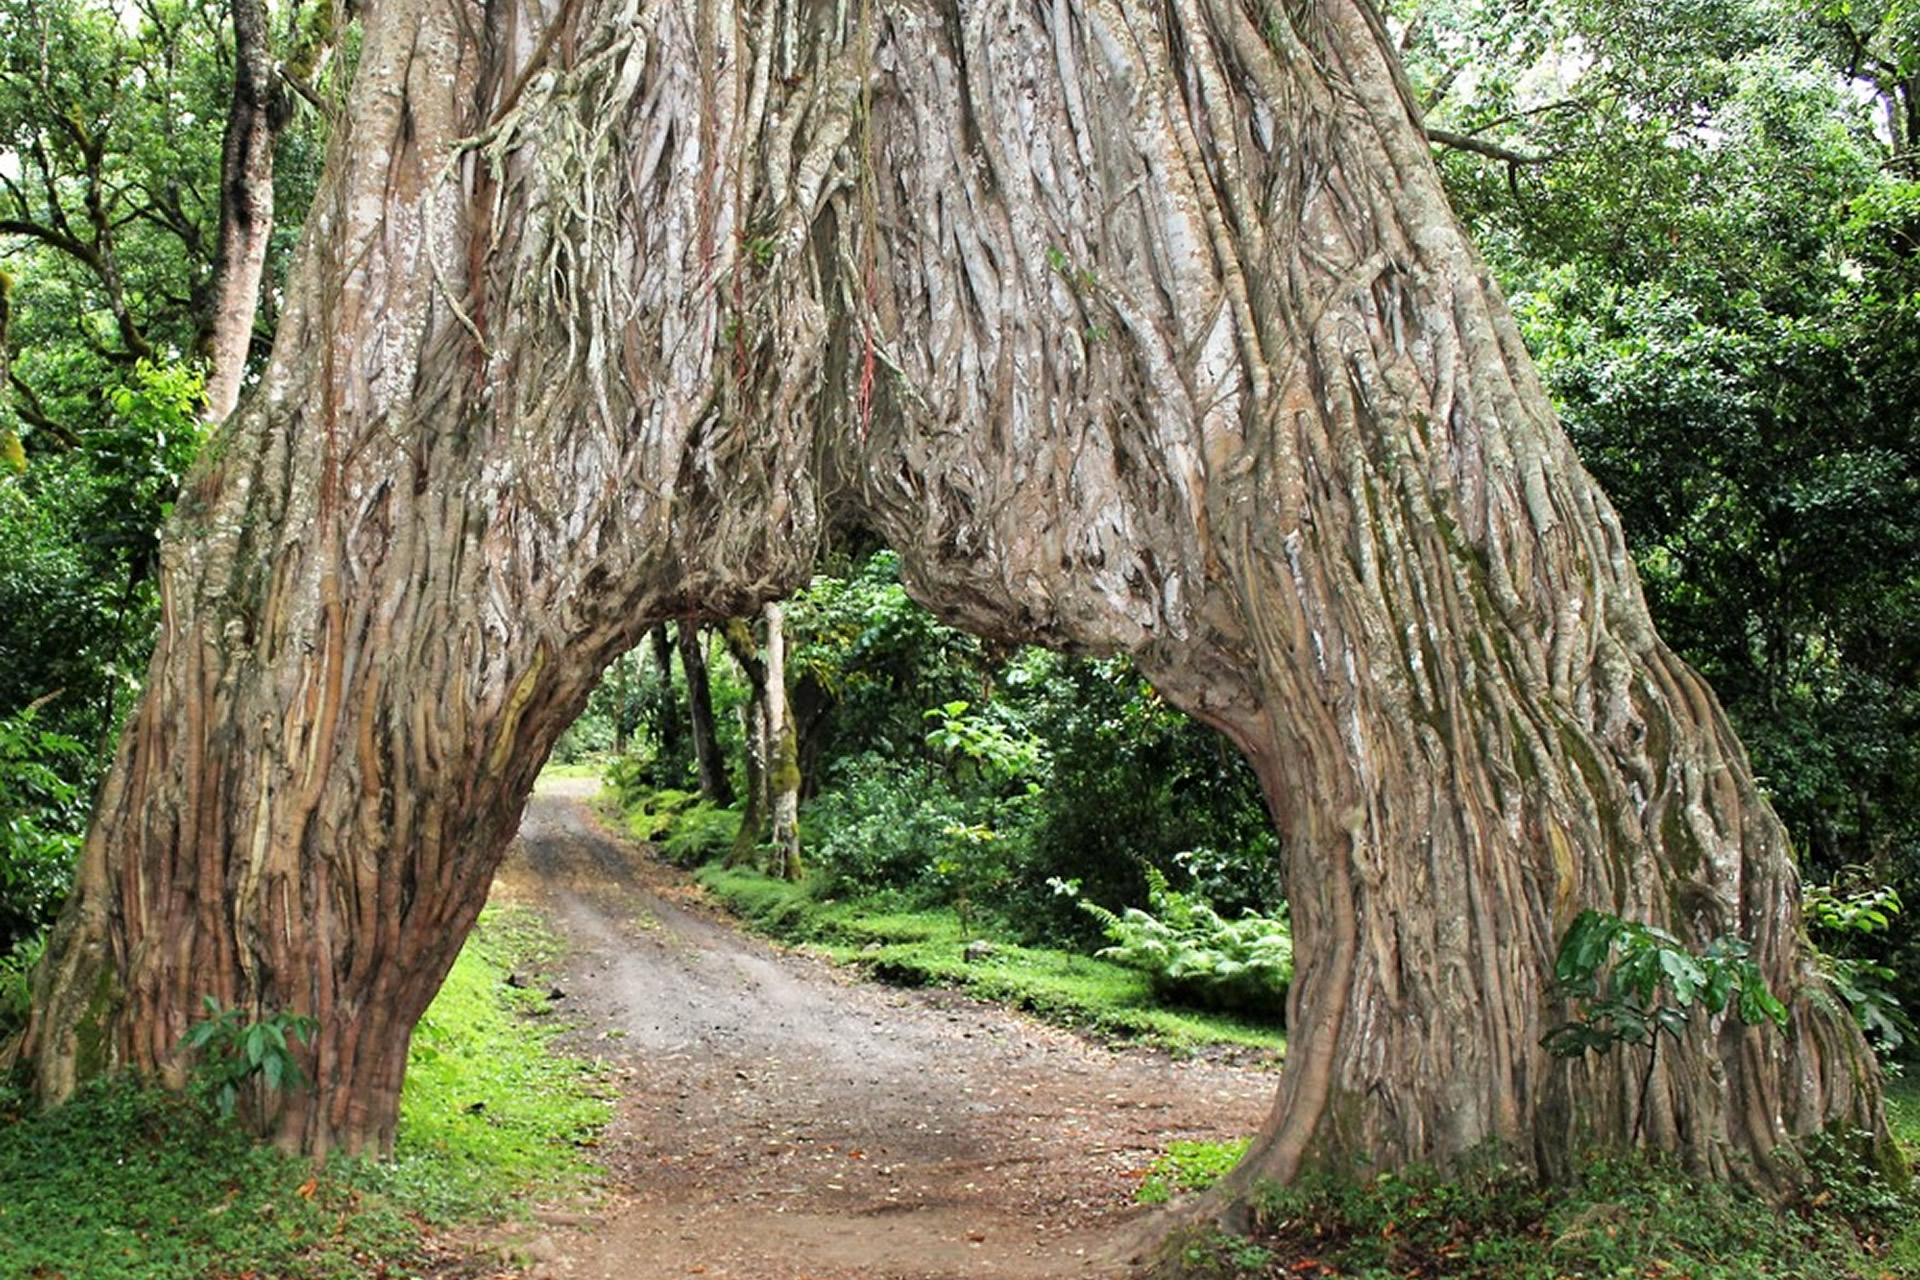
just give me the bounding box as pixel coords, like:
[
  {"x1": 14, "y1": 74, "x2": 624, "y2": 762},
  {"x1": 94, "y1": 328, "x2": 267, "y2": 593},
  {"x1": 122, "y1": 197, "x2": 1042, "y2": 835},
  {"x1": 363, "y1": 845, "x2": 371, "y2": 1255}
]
[
  {"x1": 1399, "y1": 0, "x2": 1920, "y2": 1026},
  {"x1": 675, "y1": 623, "x2": 734, "y2": 806},
  {"x1": 0, "y1": 0, "x2": 331, "y2": 979}
]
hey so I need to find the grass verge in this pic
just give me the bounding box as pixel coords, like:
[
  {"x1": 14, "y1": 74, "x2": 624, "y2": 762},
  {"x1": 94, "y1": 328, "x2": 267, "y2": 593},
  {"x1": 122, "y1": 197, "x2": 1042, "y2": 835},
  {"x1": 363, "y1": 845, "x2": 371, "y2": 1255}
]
[
  {"x1": 0, "y1": 901, "x2": 609, "y2": 1279},
  {"x1": 694, "y1": 863, "x2": 1284, "y2": 1058},
  {"x1": 382, "y1": 899, "x2": 612, "y2": 1221}
]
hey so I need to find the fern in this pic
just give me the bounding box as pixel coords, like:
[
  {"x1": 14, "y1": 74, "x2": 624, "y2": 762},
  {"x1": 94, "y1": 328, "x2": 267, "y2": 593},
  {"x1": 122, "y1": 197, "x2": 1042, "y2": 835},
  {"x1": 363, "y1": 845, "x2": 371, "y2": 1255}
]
[{"x1": 1071, "y1": 868, "x2": 1291, "y2": 1020}]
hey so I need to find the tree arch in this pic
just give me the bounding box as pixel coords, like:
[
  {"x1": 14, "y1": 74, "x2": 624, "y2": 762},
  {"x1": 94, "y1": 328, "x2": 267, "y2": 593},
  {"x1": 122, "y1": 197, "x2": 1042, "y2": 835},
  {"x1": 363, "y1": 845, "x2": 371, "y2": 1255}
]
[{"x1": 16, "y1": 0, "x2": 1889, "y2": 1203}]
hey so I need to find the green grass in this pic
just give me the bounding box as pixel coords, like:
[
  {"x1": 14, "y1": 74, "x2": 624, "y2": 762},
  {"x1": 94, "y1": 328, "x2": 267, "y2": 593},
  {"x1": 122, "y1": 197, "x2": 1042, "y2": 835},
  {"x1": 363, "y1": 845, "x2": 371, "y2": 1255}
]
[
  {"x1": 0, "y1": 902, "x2": 610, "y2": 1279},
  {"x1": 1138, "y1": 1136, "x2": 1254, "y2": 1204},
  {"x1": 695, "y1": 864, "x2": 1285, "y2": 1058},
  {"x1": 381, "y1": 900, "x2": 613, "y2": 1220},
  {"x1": 537, "y1": 758, "x2": 608, "y2": 780},
  {"x1": 0, "y1": 1082, "x2": 419, "y2": 1280}
]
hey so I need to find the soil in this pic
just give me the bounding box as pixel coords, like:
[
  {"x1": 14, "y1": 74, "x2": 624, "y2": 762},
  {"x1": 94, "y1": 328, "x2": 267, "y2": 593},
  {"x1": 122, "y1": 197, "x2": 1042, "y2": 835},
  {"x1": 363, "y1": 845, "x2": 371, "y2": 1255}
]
[{"x1": 481, "y1": 777, "x2": 1278, "y2": 1280}]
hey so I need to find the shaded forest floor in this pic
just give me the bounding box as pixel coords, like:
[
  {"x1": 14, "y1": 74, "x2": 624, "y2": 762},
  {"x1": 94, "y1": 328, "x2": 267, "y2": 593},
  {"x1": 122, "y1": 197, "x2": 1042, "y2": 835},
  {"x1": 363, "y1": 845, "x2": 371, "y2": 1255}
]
[{"x1": 482, "y1": 777, "x2": 1274, "y2": 1279}]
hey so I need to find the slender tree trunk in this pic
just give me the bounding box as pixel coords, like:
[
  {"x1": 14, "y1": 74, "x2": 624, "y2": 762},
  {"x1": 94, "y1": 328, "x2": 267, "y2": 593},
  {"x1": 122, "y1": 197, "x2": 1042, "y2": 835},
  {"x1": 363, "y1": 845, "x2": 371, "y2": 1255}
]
[
  {"x1": 721, "y1": 617, "x2": 771, "y2": 867},
  {"x1": 198, "y1": 0, "x2": 277, "y2": 423},
  {"x1": 677, "y1": 623, "x2": 734, "y2": 806},
  {"x1": 764, "y1": 602, "x2": 802, "y2": 882},
  {"x1": 611, "y1": 650, "x2": 631, "y2": 756},
  {"x1": 20, "y1": 0, "x2": 1887, "y2": 1200},
  {"x1": 645, "y1": 624, "x2": 681, "y2": 776}
]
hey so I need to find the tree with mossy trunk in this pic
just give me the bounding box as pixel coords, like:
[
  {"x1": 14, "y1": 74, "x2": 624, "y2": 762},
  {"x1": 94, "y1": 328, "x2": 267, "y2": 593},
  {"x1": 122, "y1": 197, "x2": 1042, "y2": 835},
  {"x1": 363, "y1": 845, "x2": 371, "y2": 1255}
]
[{"x1": 12, "y1": 0, "x2": 1894, "y2": 1208}]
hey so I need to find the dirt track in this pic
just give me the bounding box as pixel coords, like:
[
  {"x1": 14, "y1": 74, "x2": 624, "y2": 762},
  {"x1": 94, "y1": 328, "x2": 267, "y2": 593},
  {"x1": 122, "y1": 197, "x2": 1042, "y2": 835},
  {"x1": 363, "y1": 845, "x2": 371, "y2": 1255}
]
[{"x1": 487, "y1": 778, "x2": 1275, "y2": 1279}]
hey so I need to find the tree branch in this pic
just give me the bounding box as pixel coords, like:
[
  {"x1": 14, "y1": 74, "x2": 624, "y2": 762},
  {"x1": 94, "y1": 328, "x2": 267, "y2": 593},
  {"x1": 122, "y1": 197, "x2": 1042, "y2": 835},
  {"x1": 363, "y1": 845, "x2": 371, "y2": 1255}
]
[
  {"x1": 1427, "y1": 127, "x2": 1547, "y2": 166},
  {"x1": 7, "y1": 373, "x2": 80, "y2": 449}
]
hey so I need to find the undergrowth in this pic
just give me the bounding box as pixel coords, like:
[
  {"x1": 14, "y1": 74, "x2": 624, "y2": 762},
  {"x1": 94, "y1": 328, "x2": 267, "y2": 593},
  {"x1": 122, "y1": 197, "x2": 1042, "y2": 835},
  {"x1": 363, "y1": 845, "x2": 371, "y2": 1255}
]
[
  {"x1": 1147, "y1": 1101, "x2": 1920, "y2": 1279},
  {"x1": 1138, "y1": 1136, "x2": 1253, "y2": 1204},
  {"x1": 1212, "y1": 1151, "x2": 1919, "y2": 1280},
  {"x1": 694, "y1": 863, "x2": 1285, "y2": 1058},
  {"x1": 0, "y1": 901, "x2": 609, "y2": 1278}
]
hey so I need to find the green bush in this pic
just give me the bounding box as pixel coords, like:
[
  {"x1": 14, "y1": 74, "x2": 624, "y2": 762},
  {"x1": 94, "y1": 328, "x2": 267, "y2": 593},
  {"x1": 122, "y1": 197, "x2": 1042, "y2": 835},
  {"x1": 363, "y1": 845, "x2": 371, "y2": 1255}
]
[
  {"x1": 804, "y1": 755, "x2": 972, "y2": 897},
  {"x1": 0, "y1": 706, "x2": 89, "y2": 955},
  {"x1": 0, "y1": 931, "x2": 46, "y2": 1035},
  {"x1": 615, "y1": 785, "x2": 699, "y2": 843},
  {"x1": 1806, "y1": 876, "x2": 1914, "y2": 1055},
  {"x1": 660, "y1": 801, "x2": 743, "y2": 868},
  {"x1": 1070, "y1": 868, "x2": 1291, "y2": 1020},
  {"x1": 177, "y1": 997, "x2": 316, "y2": 1121}
]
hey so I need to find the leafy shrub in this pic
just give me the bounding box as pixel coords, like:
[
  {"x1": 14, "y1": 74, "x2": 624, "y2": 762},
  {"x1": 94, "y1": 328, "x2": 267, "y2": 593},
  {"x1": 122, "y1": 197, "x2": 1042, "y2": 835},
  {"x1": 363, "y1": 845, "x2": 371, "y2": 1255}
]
[
  {"x1": 178, "y1": 997, "x2": 317, "y2": 1120},
  {"x1": 616, "y1": 786, "x2": 698, "y2": 843},
  {"x1": 804, "y1": 755, "x2": 972, "y2": 898},
  {"x1": 1543, "y1": 908, "x2": 1787, "y2": 1062},
  {"x1": 1069, "y1": 868, "x2": 1291, "y2": 1019},
  {"x1": 602, "y1": 745, "x2": 660, "y2": 808},
  {"x1": 0, "y1": 706, "x2": 89, "y2": 953},
  {"x1": 659, "y1": 801, "x2": 742, "y2": 868},
  {"x1": 1805, "y1": 877, "x2": 1914, "y2": 1055},
  {"x1": 0, "y1": 930, "x2": 46, "y2": 1036},
  {"x1": 1001, "y1": 652, "x2": 1280, "y2": 945}
]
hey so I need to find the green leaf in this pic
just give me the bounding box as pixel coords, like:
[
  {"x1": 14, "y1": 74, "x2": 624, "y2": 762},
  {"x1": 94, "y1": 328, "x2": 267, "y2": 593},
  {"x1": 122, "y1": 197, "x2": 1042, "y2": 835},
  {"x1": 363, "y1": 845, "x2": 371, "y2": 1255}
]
[{"x1": 1555, "y1": 909, "x2": 1618, "y2": 988}]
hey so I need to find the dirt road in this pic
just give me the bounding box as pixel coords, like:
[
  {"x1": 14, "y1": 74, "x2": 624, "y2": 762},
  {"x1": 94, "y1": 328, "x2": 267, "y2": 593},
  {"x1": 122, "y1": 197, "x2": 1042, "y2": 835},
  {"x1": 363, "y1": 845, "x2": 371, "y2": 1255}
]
[{"x1": 489, "y1": 778, "x2": 1275, "y2": 1280}]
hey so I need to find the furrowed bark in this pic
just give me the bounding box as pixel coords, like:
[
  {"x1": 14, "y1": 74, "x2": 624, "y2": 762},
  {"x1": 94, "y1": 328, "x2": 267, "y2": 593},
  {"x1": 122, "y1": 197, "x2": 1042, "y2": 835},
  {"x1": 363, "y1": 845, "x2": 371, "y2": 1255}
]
[
  {"x1": 23, "y1": 0, "x2": 822, "y2": 1154},
  {"x1": 199, "y1": 0, "x2": 278, "y2": 423},
  {"x1": 21, "y1": 0, "x2": 1887, "y2": 1207},
  {"x1": 764, "y1": 602, "x2": 802, "y2": 882},
  {"x1": 831, "y1": 0, "x2": 1889, "y2": 1193}
]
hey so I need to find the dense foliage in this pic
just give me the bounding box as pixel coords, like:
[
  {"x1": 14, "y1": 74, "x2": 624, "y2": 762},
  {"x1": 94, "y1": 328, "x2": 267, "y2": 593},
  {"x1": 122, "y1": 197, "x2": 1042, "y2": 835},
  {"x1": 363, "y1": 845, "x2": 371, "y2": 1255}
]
[
  {"x1": 593, "y1": 551, "x2": 1288, "y2": 1007},
  {"x1": 1400, "y1": 0, "x2": 1920, "y2": 1027},
  {"x1": 0, "y1": 0, "x2": 331, "y2": 995}
]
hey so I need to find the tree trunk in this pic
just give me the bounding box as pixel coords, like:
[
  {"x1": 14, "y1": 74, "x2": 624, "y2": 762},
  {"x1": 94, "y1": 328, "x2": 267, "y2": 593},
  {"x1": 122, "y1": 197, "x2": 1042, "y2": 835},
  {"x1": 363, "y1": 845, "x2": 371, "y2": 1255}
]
[
  {"x1": 677, "y1": 623, "x2": 735, "y2": 806},
  {"x1": 611, "y1": 650, "x2": 631, "y2": 756},
  {"x1": 721, "y1": 617, "x2": 771, "y2": 867},
  {"x1": 644, "y1": 624, "x2": 681, "y2": 776},
  {"x1": 764, "y1": 603, "x2": 802, "y2": 882},
  {"x1": 198, "y1": 0, "x2": 278, "y2": 424},
  {"x1": 20, "y1": 0, "x2": 1887, "y2": 1199}
]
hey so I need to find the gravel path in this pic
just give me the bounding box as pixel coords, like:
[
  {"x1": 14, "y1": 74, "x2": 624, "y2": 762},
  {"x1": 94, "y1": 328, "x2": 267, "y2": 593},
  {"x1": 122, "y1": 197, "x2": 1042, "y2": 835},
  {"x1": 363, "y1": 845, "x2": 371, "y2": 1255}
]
[{"x1": 487, "y1": 778, "x2": 1276, "y2": 1279}]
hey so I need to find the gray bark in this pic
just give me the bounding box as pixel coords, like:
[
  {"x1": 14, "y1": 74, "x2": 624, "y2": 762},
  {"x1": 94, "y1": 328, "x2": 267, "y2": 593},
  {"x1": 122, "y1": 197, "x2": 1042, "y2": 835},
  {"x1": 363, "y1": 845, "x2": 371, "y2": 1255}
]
[
  {"x1": 763, "y1": 602, "x2": 801, "y2": 881},
  {"x1": 19, "y1": 0, "x2": 1887, "y2": 1200},
  {"x1": 721, "y1": 615, "x2": 771, "y2": 867},
  {"x1": 199, "y1": 0, "x2": 278, "y2": 423}
]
